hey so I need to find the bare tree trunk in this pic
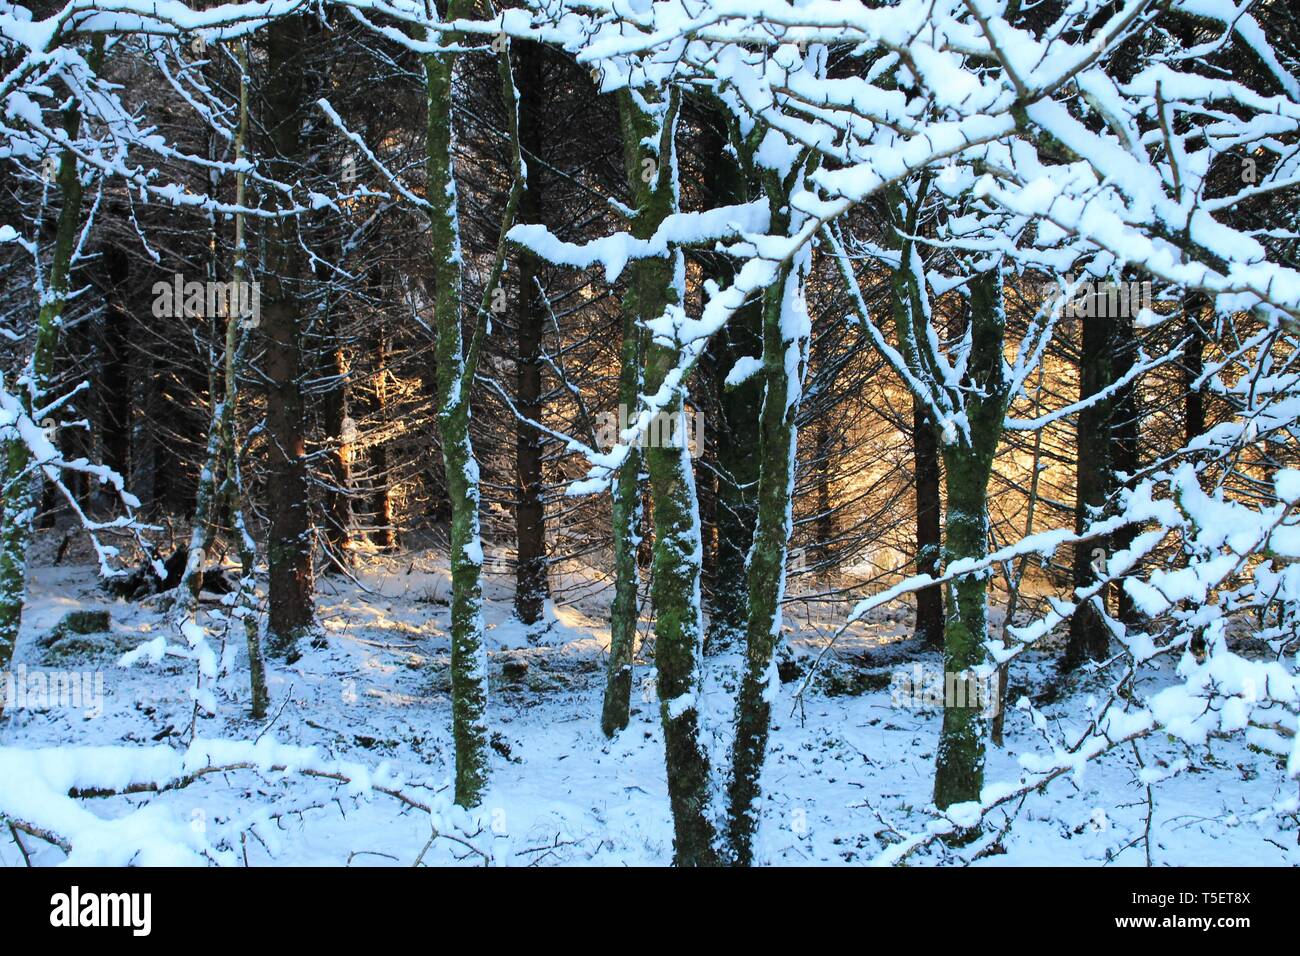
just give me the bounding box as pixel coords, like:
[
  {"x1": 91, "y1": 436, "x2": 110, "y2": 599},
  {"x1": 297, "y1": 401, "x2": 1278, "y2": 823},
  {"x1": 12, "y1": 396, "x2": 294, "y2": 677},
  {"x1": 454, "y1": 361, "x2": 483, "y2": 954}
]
[
  {"x1": 1063, "y1": 291, "x2": 1114, "y2": 671},
  {"x1": 370, "y1": 320, "x2": 398, "y2": 553},
  {"x1": 932, "y1": 268, "x2": 1007, "y2": 813},
  {"x1": 600, "y1": 300, "x2": 643, "y2": 736},
  {"x1": 700, "y1": 104, "x2": 760, "y2": 653},
  {"x1": 1183, "y1": 293, "x2": 1206, "y2": 444},
  {"x1": 618, "y1": 88, "x2": 720, "y2": 864},
  {"x1": 1111, "y1": 312, "x2": 1140, "y2": 626},
  {"x1": 322, "y1": 326, "x2": 354, "y2": 571},
  {"x1": 260, "y1": 15, "x2": 317, "y2": 660},
  {"x1": 512, "y1": 41, "x2": 548, "y2": 626},
  {"x1": 226, "y1": 41, "x2": 267, "y2": 718},
  {"x1": 421, "y1": 11, "x2": 524, "y2": 805},
  {"x1": 912, "y1": 396, "x2": 944, "y2": 649}
]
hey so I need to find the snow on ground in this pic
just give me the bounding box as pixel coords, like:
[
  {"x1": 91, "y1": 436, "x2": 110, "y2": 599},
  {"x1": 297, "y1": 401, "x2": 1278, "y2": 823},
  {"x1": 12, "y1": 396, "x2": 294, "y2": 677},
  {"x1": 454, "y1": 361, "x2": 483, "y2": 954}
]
[{"x1": 1, "y1": 552, "x2": 1296, "y2": 867}]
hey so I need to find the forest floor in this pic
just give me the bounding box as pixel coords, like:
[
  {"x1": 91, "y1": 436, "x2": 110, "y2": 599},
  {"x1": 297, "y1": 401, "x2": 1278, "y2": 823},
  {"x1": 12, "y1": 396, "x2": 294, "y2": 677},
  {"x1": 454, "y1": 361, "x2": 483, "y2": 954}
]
[{"x1": 2, "y1": 542, "x2": 1296, "y2": 867}]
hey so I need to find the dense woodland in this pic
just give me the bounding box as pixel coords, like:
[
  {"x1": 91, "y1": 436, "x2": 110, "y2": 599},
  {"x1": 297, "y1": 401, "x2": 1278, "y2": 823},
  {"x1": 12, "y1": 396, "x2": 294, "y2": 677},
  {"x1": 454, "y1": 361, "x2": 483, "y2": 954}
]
[{"x1": 1, "y1": 0, "x2": 1299, "y2": 868}]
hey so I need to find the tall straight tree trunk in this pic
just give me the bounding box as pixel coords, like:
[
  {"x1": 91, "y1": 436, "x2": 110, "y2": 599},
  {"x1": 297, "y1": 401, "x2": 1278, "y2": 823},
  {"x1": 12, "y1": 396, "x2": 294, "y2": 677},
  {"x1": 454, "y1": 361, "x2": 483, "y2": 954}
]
[
  {"x1": 0, "y1": 37, "x2": 103, "y2": 698},
  {"x1": 614, "y1": 89, "x2": 720, "y2": 864},
  {"x1": 1063, "y1": 290, "x2": 1115, "y2": 670},
  {"x1": 1183, "y1": 293, "x2": 1206, "y2": 444},
  {"x1": 601, "y1": 83, "x2": 654, "y2": 737},
  {"x1": 223, "y1": 312, "x2": 269, "y2": 721},
  {"x1": 912, "y1": 396, "x2": 944, "y2": 649},
  {"x1": 321, "y1": 311, "x2": 354, "y2": 570},
  {"x1": 932, "y1": 268, "x2": 1008, "y2": 813},
  {"x1": 813, "y1": 414, "x2": 834, "y2": 570},
  {"x1": 424, "y1": 3, "x2": 486, "y2": 805},
  {"x1": 422, "y1": 10, "x2": 523, "y2": 806},
  {"x1": 600, "y1": 298, "x2": 643, "y2": 736},
  {"x1": 173, "y1": 39, "x2": 267, "y2": 717},
  {"x1": 1111, "y1": 313, "x2": 1140, "y2": 626},
  {"x1": 370, "y1": 318, "x2": 398, "y2": 553},
  {"x1": 100, "y1": 248, "x2": 132, "y2": 486},
  {"x1": 227, "y1": 42, "x2": 267, "y2": 717},
  {"x1": 512, "y1": 41, "x2": 548, "y2": 626},
  {"x1": 261, "y1": 15, "x2": 316, "y2": 659},
  {"x1": 175, "y1": 88, "x2": 227, "y2": 616}
]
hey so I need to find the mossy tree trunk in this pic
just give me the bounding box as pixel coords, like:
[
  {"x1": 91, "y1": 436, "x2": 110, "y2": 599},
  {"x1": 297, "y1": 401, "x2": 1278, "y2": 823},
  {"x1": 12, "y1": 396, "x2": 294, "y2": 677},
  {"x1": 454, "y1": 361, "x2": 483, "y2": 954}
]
[
  {"x1": 613, "y1": 88, "x2": 721, "y2": 864},
  {"x1": 601, "y1": 84, "x2": 671, "y2": 740},
  {"x1": 932, "y1": 268, "x2": 1008, "y2": 812},
  {"x1": 867, "y1": 186, "x2": 1010, "y2": 813},
  {"x1": 425, "y1": 0, "x2": 484, "y2": 805},
  {"x1": 724, "y1": 267, "x2": 798, "y2": 864},
  {"x1": 423, "y1": 8, "x2": 524, "y2": 806},
  {"x1": 726, "y1": 145, "x2": 813, "y2": 866},
  {"x1": 0, "y1": 37, "x2": 103, "y2": 701},
  {"x1": 700, "y1": 105, "x2": 761, "y2": 655}
]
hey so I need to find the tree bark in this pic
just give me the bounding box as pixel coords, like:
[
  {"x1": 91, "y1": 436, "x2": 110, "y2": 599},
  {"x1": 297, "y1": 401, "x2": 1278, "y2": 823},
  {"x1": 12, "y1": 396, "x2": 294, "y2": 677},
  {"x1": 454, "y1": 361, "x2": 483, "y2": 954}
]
[
  {"x1": 261, "y1": 15, "x2": 316, "y2": 659},
  {"x1": 424, "y1": 2, "x2": 487, "y2": 805},
  {"x1": 932, "y1": 268, "x2": 1007, "y2": 813},
  {"x1": 1111, "y1": 312, "x2": 1140, "y2": 626},
  {"x1": 0, "y1": 37, "x2": 103, "y2": 695},
  {"x1": 724, "y1": 130, "x2": 814, "y2": 864},
  {"x1": 700, "y1": 106, "x2": 760, "y2": 653},
  {"x1": 370, "y1": 319, "x2": 398, "y2": 553},
  {"x1": 1063, "y1": 291, "x2": 1115, "y2": 670},
  {"x1": 321, "y1": 325, "x2": 354, "y2": 570},
  {"x1": 618, "y1": 89, "x2": 720, "y2": 864},
  {"x1": 228, "y1": 42, "x2": 268, "y2": 717},
  {"x1": 726, "y1": 255, "x2": 809, "y2": 864},
  {"x1": 913, "y1": 395, "x2": 945, "y2": 649},
  {"x1": 600, "y1": 297, "x2": 643, "y2": 736},
  {"x1": 512, "y1": 41, "x2": 549, "y2": 626},
  {"x1": 422, "y1": 9, "x2": 524, "y2": 806},
  {"x1": 1183, "y1": 293, "x2": 1206, "y2": 444}
]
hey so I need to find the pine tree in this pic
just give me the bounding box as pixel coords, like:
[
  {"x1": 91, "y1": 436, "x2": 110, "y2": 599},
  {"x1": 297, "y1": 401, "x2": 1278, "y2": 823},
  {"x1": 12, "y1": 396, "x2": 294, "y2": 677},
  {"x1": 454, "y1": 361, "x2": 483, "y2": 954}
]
[
  {"x1": 1063, "y1": 286, "x2": 1116, "y2": 670},
  {"x1": 512, "y1": 40, "x2": 550, "y2": 627},
  {"x1": 260, "y1": 14, "x2": 318, "y2": 660}
]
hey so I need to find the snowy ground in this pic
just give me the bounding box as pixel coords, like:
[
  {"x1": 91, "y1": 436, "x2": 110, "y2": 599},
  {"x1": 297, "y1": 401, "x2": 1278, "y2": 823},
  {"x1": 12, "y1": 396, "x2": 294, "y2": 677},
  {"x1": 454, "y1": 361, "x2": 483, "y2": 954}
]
[{"x1": 1, "y1": 550, "x2": 1296, "y2": 867}]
